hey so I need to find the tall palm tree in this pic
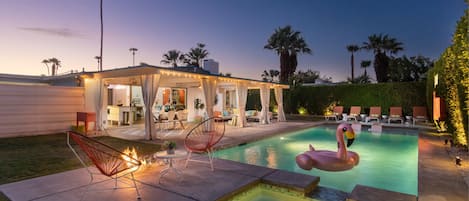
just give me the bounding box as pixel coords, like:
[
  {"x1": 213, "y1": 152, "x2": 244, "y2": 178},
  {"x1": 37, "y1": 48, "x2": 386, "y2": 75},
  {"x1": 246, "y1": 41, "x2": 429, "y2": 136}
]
[
  {"x1": 362, "y1": 34, "x2": 404, "y2": 82},
  {"x1": 41, "y1": 59, "x2": 50, "y2": 75},
  {"x1": 360, "y1": 60, "x2": 372, "y2": 76},
  {"x1": 161, "y1": 50, "x2": 185, "y2": 67},
  {"x1": 185, "y1": 43, "x2": 209, "y2": 67},
  {"x1": 346, "y1": 45, "x2": 360, "y2": 81},
  {"x1": 99, "y1": 0, "x2": 103, "y2": 71},
  {"x1": 264, "y1": 25, "x2": 311, "y2": 83},
  {"x1": 48, "y1": 58, "x2": 61, "y2": 76}
]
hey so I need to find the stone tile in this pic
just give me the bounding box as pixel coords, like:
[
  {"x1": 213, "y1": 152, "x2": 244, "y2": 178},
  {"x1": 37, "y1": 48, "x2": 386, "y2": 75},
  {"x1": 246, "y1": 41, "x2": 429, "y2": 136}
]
[
  {"x1": 262, "y1": 170, "x2": 320, "y2": 195},
  {"x1": 418, "y1": 135, "x2": 468, "y2": 201},
  {"x1": 349, "y1": 185, "x2": 416, "y2": 201}
]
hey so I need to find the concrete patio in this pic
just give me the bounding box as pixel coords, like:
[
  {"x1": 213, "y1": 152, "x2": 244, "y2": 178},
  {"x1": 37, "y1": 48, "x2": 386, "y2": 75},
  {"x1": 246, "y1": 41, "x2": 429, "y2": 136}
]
[{"x1": 0, "y1": 121, "x2": 468, "y2": 201}]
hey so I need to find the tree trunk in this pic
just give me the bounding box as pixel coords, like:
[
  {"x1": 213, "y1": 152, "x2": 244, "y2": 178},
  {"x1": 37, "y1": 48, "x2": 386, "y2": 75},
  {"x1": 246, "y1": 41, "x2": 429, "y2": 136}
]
[
  {"x1": 351, "y1": 54, "x2": 355, "y2": 80},
  {"x1": 288, "y1": 53, "x2": 298, "y2": 82},
  {"x1": 279, "y1": 52, "x2": 289, "y2": 83},
  {"x1": 374, "y1": 52, "x2": 389, "y2": 82}
]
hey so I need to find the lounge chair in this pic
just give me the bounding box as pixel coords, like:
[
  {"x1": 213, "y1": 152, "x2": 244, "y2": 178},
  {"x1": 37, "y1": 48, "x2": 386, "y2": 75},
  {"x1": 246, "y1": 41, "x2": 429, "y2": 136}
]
[
  {"x1": 185, "y1": 117, "x2": 225, "y2": 171},
  {"x1": 388, "y1": 107, "x2": 403, "y2": 124},
  {"x1": 412, "y1": 106, "x2": 428, "y2": 125},
  {"x1": 246, "y1": 110, "x2": 259, "y2": 122},
  {"x1": 367, "y1": 106, "x2": 381, "y2": 123},
  {"x1": 66, "y1": 131, "x2": 141, "y2": 200},
  {"x1": 324, "y1": 106, "x2": 344, "y2": 121},
  {"x1": 347, "y1": 106, "x2": 361, "y2": 122}
]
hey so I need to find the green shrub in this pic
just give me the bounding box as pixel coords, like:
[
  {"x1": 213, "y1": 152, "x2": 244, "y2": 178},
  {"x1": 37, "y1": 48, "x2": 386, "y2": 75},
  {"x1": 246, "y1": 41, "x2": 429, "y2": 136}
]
[{"x1": 284, "y1": 82, "x2": 426, "y2": 116}]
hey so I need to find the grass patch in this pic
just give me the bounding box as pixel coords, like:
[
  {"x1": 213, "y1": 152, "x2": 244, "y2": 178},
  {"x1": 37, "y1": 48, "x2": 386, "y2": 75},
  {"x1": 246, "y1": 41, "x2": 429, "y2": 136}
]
[
  {"x1": 0, "y1": 191, "x2": 11, "y2": 201},
  {"x1": 0, "y1": 133, "x2": 161, "y2": 185}
]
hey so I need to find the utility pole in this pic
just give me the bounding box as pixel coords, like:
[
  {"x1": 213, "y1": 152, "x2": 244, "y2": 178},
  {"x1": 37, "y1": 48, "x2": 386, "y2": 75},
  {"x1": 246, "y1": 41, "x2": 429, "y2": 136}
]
[{"x1": 129, "y1": 48, "x2": 138, "y2": 66}]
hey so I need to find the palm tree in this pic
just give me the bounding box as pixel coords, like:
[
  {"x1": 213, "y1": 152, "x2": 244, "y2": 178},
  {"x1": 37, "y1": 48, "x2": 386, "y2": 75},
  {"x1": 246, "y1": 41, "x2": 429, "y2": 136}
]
[
  {"x1": 48, "y1": 58, "x2": 61, "y2": 76},
  {"x1": 261, "y1": 69, "x2": 280, "y2": 82},
  {"x1": 41, "y1": 59, "x2": 50, "y2": 75},
  {"x1": 264, "y1": 25, "x2": 311, "y2": 83},
  {"x1": 360, "y1": 60, "x2": 372, "y2": 76},
  {"x1": 362, "y1": 34, "x2": 404, "y2": 82},
  {"x1": 161, "y1": 50, "x2": 185, "y2": 67},
  {"x1": 99, "y1": 0, "x2": 103, "y2": 71},
  {"x1": 94, "y1": 56, "x2": 101, "y2": 70},
  {"x1": 185, "y1": 43, "x2": 209, "y2": 67},
  {"x1": 346, "y1": 45, "x2": 360, "y2": 81},
  {"x1": 129, "y1": 48, "x2": 138, "y2": 66}
]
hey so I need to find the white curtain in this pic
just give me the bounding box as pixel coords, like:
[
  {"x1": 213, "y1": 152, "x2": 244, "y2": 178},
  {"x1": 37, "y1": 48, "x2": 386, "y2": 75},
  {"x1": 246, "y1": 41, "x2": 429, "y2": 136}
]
[
  {"x1": 259, "y1": 85, "x2": 270, "y2": 124},
  {"x1": 201, "y1": 78, "x2": 217, "y2": 118},
  {"x1": 274, "y1": 87, "x2": 286, "y2": 121},
  {"x1": 140, "y1": 74, "x2": 161, "y2": 140},
  {"x1": 94, "y1": 78, "x2": 104, "y2": 131},
  {"x1": 236, "y1": 82, "x2": 248, "y2": 127}
]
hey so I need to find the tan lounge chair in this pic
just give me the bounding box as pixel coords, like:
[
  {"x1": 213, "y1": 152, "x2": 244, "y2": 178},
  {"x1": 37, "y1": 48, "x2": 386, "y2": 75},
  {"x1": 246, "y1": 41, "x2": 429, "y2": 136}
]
[
  {"x1": 324, "y1": 106, "x2": 343, "y2": 121},
  {"x1": 367, "y1": 106, "x2": 381, "y2": 123},
  {"x1": 388, "y1": 107, "x2": 403, "y2": 124},
  {"x1": 347, "y1": 106, "x2": 361, "y2": 122},
  {"x1": 412, "y1": 106, "x2": 428, "y2": 125}
]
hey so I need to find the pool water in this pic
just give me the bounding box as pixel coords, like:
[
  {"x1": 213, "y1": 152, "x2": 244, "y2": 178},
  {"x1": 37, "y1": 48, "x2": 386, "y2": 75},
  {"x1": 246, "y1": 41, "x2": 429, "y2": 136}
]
[{"x1": 215, "y1": 126, "x2": 418, "y2": 195}]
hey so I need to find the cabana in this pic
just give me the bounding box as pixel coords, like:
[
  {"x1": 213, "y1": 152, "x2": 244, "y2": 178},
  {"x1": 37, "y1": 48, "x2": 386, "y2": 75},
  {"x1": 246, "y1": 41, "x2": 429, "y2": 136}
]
[{"x1": 81, "y1": 64, "x2": 288, "y2": 140}]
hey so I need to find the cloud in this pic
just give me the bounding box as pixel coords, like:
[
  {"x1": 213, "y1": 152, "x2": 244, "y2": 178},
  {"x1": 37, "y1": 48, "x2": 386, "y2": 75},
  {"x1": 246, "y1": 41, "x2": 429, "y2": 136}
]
[{"x1": 18, "y1": 27, "x2": 87, "y2": 38}]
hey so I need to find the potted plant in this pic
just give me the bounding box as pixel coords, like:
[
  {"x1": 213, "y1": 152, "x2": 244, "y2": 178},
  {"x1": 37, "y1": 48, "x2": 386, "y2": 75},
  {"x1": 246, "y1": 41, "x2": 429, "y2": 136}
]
[
  {"x1": 194, "y1": 98, "x2": 205, "y2": 118},
  {"x1": 163, "y1": 141, "x2": 177, "y2": 154}
]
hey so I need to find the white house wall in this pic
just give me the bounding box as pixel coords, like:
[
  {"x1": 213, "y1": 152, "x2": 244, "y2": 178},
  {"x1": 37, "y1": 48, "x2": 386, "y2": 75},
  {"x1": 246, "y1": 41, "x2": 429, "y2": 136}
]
[
  {"x1": 0, "y1": 84, "x2": 84, "y2": 137},
  {"x1": 84, "y1": 79, "x2": 107, "y2": 128},
  {"x1": 187, "y1": 87, "x2": 205, "y2": 121}
]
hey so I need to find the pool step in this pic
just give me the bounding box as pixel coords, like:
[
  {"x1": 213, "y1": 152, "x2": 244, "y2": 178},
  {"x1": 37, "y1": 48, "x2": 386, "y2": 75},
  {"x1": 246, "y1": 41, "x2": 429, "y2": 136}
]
[
  {"x1": 261, "y1": 170, "x2": 320, "y2": 195},
  {"x1": 348, "y1": 185, "x2": 417, "y2": 201}
]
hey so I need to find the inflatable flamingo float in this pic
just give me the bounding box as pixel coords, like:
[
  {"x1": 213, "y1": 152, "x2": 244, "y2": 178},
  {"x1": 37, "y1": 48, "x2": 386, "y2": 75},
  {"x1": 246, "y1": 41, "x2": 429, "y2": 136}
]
[{"x1": 296, "y1": 123, "x2": 360, "y2": 171}]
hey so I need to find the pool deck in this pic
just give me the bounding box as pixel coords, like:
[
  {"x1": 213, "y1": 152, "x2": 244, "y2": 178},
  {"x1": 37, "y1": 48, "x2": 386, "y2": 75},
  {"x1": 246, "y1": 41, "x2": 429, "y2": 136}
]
[{"x1": 1, "y1": 121, "x2": 468, "y2": 201}]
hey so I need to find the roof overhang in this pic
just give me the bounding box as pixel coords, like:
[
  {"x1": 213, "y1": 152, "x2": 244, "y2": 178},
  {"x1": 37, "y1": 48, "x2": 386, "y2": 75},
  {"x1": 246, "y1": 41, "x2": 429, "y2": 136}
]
[{"x1": 80, "y1": 64, "x2": 289, "y2": 89}]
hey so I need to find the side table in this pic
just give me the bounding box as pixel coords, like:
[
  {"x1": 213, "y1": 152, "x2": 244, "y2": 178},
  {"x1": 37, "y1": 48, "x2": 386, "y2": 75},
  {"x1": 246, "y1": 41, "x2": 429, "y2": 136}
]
[{"x1": 154, "y1": 150, "x2": 188, "y2": 183}]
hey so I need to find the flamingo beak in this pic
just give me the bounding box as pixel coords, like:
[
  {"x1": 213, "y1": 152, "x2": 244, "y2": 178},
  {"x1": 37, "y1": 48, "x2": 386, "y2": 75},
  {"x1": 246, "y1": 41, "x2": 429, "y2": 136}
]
[{"x1": 345, "y1": 130, "x2": 355, "y2": 147}]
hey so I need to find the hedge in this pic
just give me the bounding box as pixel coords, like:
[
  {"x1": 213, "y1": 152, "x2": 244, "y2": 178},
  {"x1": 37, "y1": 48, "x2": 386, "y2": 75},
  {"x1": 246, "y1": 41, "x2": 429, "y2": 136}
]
[
  {"x1": 428, "y1": 7, "x2": 468, "y2": 146},
  {"x1": 246, "y1": 82, "x2": 427, "y2": 117}
]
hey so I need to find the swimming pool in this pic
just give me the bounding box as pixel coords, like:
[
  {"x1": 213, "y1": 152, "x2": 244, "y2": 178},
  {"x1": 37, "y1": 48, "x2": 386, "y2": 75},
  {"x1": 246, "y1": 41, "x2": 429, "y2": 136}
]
[{"x1": 214, "y1": 125, "x2": 418, "y2": 195}]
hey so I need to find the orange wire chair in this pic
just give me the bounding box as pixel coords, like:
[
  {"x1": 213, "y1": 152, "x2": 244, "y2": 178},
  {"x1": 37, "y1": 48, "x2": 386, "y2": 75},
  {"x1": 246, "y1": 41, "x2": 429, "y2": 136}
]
[
  {"x1": 184, "y1": 117, "x2": 225, "y2": 171},
  {"x1": 66, "y1": 131, "x2": 142, "y2": 200}
]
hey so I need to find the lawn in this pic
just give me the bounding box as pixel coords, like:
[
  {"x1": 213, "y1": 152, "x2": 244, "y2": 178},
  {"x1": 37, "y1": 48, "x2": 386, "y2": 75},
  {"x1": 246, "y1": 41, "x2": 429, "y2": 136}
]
[{"x1": 0, "y1": 133, "x2": 161, "y2": 185}]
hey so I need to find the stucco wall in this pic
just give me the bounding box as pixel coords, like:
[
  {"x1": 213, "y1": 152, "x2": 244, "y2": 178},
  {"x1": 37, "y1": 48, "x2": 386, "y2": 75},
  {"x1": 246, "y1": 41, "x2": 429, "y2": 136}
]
[{"x1": 0, "y1": 84, "x2": 85, "y2": 137}]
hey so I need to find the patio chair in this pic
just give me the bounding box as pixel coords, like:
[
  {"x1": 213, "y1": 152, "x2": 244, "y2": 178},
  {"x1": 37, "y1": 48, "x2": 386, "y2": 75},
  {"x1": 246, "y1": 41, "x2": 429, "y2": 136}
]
[
  {"x1": 346, "y1": 106, "x2": 361, "y2": 122},
  {"x1": 412, "y1": 106, "x2": 428, "y2": 125},
  {"x1": 176, "y1": 110, "x2": 187, "y2": 129},
  {"x1": 388, "y1": 107, "x2": 404, "y2": 124},
  {"x1": 66, "y1": 131, "x2": 141, "y2": 200},
  {"x1": 184, "y1": 117, "x2": 225, "y2": 171},
  {"x1": 324, "y1": 106, "x2": 344, "y2": 121},
  {"x1": 367, "y1": 106, "x2": 381, "y2": 123}
]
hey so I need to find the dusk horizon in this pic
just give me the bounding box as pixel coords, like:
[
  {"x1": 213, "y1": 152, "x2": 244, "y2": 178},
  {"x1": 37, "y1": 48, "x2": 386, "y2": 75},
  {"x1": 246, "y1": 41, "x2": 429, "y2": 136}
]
[{"x1": 0, "y1": 0, "x2": 466, "y2": 82}]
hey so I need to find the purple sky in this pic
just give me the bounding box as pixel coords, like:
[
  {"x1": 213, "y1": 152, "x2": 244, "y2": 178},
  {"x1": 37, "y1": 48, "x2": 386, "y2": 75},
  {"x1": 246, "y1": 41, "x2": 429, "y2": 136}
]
[{"x1": 0, "y1": 0, "x2": 466, "y2": 81}]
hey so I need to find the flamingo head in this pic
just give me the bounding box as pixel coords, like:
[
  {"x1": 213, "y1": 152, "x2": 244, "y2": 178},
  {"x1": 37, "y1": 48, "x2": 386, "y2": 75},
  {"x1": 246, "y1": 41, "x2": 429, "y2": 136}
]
[{"x1": 338, "y1": 123, "x2": 355, "y2": 147}]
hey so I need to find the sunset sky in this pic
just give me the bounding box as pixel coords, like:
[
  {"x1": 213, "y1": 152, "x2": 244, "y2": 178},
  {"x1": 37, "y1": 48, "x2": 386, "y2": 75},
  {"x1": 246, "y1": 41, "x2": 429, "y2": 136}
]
[{"x1": 0, "y1": 0, "x2": 466, "y2": 81}]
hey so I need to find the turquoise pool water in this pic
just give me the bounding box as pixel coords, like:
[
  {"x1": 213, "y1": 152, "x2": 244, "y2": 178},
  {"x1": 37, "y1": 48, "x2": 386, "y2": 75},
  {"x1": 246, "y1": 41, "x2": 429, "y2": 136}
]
[{"x1": 214, "y1": 125, "x2": 418, "y2": 195}]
